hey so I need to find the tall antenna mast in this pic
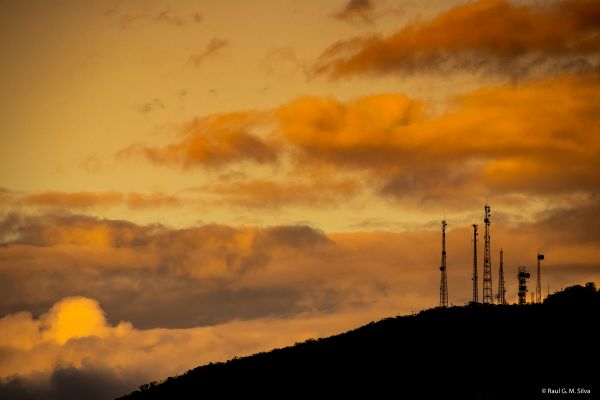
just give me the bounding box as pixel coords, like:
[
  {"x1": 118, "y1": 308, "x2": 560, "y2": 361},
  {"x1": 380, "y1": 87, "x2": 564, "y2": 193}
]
[
  {"x1": 482, "y1": 204, "x2": 493, "y2": 303},
  {"x1": 497, "y1": 249, "x2": 506, "y2": 304},
  {"x1": 440, "y1": 220, "x2": 448, "y2": 307},
  {"x1": 536, "y1": 253, "x2": 544, "y2": 303},
  {"x1": 472, "y1": 224, "x2": 478, "y2": 303}
]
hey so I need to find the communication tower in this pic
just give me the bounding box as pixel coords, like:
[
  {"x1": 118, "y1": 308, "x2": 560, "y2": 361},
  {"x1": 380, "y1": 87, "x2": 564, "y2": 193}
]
[{"x1": 440, "y1": 220, "x2": 448, "y2": 307}]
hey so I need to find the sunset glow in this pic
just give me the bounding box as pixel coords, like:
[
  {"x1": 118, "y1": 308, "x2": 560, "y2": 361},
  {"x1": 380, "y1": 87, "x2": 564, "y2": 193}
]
[{"x1": 1, "y1": 0, "x2": 599, "y2": 398}]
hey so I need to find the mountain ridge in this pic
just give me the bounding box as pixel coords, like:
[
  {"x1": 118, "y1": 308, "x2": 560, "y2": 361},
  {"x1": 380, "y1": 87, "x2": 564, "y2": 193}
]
[{"x1": 118, "y1": 283, "x2": 599, "y2": 399}]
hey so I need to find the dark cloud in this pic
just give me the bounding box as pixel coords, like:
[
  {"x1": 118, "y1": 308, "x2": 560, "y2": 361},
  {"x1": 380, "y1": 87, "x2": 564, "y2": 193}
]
[
  {"x1": 188, "y1": 38, "x2": 229, "y2": 67},
  {"x1": 0, "y1": 214, "x2": 337, "y2": 328},
  {"x1": 315, "y1": 0, "x2": 600, "y2": 78},
  {"x1": 528, "y1": 199, "x2": 600, "y2": 246},
  {"x1": 257, "y1": 225, "x2": 331, "y2": 249},
  {"x1": 138, "y1": 98, "x2": 165, "y2": 115},
  {"x1": 106, "y1": 5, "x2": 202, "y2": 29},
  {"x1": 0, "y1": 366, "x2": 138, "y2": 400},
  {"x1": 333, "y1": 0, "x2": 376, "y2": 24},
  {"x1": 154, "y1": 10, "x2": 185, "y2": 27}
]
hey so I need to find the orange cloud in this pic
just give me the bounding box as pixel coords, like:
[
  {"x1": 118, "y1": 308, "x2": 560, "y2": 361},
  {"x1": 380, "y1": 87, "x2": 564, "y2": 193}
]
[
  {"x1": 276, "y1": 93, "x2": 424, "y2": 165},
  {"x1": 119, "y1": 75, "x2": 599, "y2": 207},
  {"x1": 120, "y1": 112, "x2": 278, "y2": 169},
  {"x1": 19, "y1": 191, "x2": 179, "y2": 210},
  {"x1": 278, "y1": 75, "x2": 600, "y2": 203},
  {"x1": 21, "y1": 192, "x2": 123, "y2": 209},
  {"x1": 40, "y1": 297, "x2": 125, "y2": 345},
  {"x1": 315, "y1": 0, "x2": 600, "y2": 78}
]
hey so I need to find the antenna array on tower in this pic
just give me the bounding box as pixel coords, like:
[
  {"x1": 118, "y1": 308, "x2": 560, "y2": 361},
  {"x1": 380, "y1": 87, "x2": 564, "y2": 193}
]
[{"x1": 434, "y1": 203, "x2": 550, "y2": 307}]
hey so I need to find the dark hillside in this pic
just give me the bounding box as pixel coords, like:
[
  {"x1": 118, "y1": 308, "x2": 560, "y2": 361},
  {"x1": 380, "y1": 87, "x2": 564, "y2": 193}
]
[{"x1": 118, "y1": 283, "x2": 599, "y2": 399}]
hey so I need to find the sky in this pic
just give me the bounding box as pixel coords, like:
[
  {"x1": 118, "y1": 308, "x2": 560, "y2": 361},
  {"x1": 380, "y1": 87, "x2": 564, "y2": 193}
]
[{"x1": 1, "y1": 0, "x2": 600, "y2": 398}]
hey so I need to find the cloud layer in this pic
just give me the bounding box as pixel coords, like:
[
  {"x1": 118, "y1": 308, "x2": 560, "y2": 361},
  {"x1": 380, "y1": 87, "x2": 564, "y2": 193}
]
[
  {"x1": 120, "y1": 75, "x2": 600, "y2": 209},
  {"x1": 19, "y1": 191, "x2": 179, "y2": 210},
  {"x1": 315, "y1": 0, "x2": 600, "y2": 78},
  {"x1": 0, "y1": 296, "x2": 377, "y2": 400},
  {"x1": 1, "y1": 201, "x2": 599, "y2": 399}
]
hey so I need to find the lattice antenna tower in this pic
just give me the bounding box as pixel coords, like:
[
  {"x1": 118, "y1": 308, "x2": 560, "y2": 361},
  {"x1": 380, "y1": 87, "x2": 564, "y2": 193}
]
[
  {"x1": 440, "y1": 220, "x2": 448, "y2": 307},
  {"x1": 482, "y1": 204, "x2": 493, "y2": 303},
  {"x1": 517, "y1": 266, "x2": 530, "y2": 305},
  {"x1": 497, "y1": 249, "x2": 506, "y2": 305},
  {"x1": 472, "y1": 224, "x2": 478, "y2": 303}
]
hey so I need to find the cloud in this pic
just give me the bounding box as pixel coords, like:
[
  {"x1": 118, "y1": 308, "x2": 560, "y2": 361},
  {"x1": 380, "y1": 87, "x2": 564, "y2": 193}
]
[
  {"x1": 18, "y1": 191, "x2": 179, "y2": 210},
  {"x1": 188, "y1": 38, "x2": 229, "y2": 67},
  {"x1": 205, "y1": 178, "x2": 360, "y2": 208},
  {"x1": 138, "y1": 99, "x2": 165, "y2": 115},
  {"x1": 527, "y1": 199, "x2": 600, "y2": 246},
  {"x1": 0, "y1": 213, "x2": 340, "y2": 327},
  {"x1": 315, "y1": 0, "x2": 600, "y2": 78},
  {"x1": 20, "y1": 192, "x2": 123, "y2": 210},
  {"x1": 2, "y1": 202, "x2": 599, "y2": 331},
  {"x1": 120, "y1": 75, "x2": 600, "y2": 208},
  {"x1": 333, "y1": 0, "x2": 376, "y2": 24},
  {"x1": 0, "y1": 296, "x2": 387, "y2": 400},
  {"x1": 154, "y1": 10, "x2": 186, "y2": 27},
  {"x1": 261, "y1": 47, "x2": 309, "y2": 80},
  {"x1": 0, "y1": 188, "x2": 16, "y2": 205},
  {"x1": 275, "y1": 93, "x2": 424, "y2": 165},
  {"x1": 277, "y1": 76, "x2": 600, "y2": 204},
  {"x1": 106, "y1": 5, "x2": 203, "y2": 29},
  {"x1": 119, "y1": 112, "x2": 278, "y2": 169},
  {"x1": 79, "y1": 154, "x2": 103, "y2": 174},
  {"x1": 124, "y1": 193, "x2": 180, "y2": 209},
  {"x1": 0, "y1": 365, "x2": 138, "y2": 400},
  {"x1": 0, "y1": 203, "x2": 599, "y2": 400}
]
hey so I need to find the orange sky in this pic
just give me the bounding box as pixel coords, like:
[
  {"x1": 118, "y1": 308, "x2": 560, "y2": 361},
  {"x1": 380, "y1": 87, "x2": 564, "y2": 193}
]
[{"x1": 1, "y1": 0, "x2": 600, "y2": 398}]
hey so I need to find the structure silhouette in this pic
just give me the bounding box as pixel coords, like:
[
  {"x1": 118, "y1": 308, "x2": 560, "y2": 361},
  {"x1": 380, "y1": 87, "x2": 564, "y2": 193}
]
[
  {"x1": 517, "y1": 266, "x2": 530, "y2": 305},
  {"x1": 439, "y1": 220, "x2": 448, "y2": 307},
  {"x1": 472, "y1": 224, "x2": 478, "y2": 303},
  {"x1": 482, "y1": 204, "x2": 493, "y2": 303},
  {"x1": 497, "y1": 249, "x2": 506, "y2": 305},
  {"x1": 536, "y1": 253, "x2": 544, "y2": 303}
]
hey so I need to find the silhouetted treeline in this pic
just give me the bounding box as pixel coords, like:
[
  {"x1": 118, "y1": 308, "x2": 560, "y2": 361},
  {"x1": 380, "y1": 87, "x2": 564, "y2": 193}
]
[{"x1": 117, "y1": 283, "x2": 599, "y2": 400}]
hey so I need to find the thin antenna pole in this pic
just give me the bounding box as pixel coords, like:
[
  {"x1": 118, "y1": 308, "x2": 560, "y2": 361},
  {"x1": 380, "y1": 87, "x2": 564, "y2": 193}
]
[
  {"x1": 536, "y1": 253, "x2": 544, "y2": 303},
  {"x1": 472, "y1": 224, "x2": 478, "y2": 303}
]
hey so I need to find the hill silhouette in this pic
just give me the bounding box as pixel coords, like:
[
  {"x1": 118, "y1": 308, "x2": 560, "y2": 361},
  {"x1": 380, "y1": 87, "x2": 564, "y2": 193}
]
[{"x1": 117, "y1": 283, "x2": 599, "y2": 400}]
